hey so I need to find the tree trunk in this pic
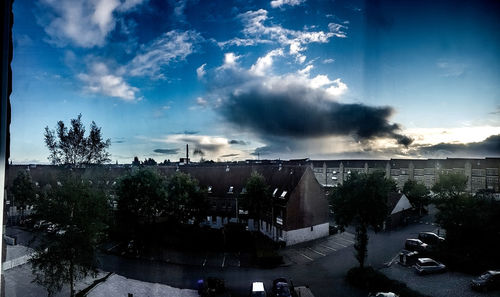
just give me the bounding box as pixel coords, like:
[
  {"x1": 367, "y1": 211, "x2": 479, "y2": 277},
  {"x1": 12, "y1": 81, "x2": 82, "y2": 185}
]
[
  {"x1": 354, "y1": 224, "x2": 368, "y2": 268},
  {"x1": 69, "y1": 260, "x2": 75, "y2": 297}
]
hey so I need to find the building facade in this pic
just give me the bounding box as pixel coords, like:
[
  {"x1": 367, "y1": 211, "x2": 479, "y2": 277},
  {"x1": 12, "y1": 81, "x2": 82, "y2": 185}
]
[{"x1": 308, "y1": 158, "x2": 500, "y2": 193}]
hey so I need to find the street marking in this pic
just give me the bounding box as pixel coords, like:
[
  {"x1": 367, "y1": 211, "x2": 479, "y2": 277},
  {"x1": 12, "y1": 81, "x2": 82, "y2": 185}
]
[
  {"x1": 107, "y1": 243, "x2": 121, "y2": 252},
  {"x1": 297, "y1": 252, "x2": 313, "y2": 261},
  {"x1": 221, "y1": 253, "x2": 226, "y2": 268},
  {"x1": 202, "y1": 252, "x2": 208, "y2": 267},
  {"x1": 319, "y1": 244, "x2": 337, "y2": 251},
  {"x1": 336, "y1": 237, "x2": 354, "y2": 244},
  {"x1": 330, "y1": 241, "x2": 348, "y2": 248},
  {"x1": 307, "y1": 247, "x2": 326, "y2": 256}
]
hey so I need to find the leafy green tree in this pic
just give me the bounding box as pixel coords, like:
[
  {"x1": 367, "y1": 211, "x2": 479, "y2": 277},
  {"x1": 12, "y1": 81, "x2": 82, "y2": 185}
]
[
  {"x1": 44, "y1": 114, "x2": 111, "y2": 166},
  {"x1": 330, "y1": 172, "x2": 395, "y2": 268},
  {"x1": 115, "y1": 169, "x2": 167, "y2": 239},
  {"x1": 11, "y1": 170, "x2": 37, "y2": 220},
  {"x1": 435, "y1": 193, "x2": 500, "y2": 272},
  {"x1": 403, "y1": 180, "x2": 430, "y2": 215},
  {"x1": 165, "y1": 172, "x2": 207, "y2": 224},
  {"x1": 431, "y1": 172, "x2": 468, "y2": 200},
  {"x1": 29, "y1": 174, "x2": 109, "y2": 297},
  {"x1": 241, "y1": 171, "x2": 271, "y2": 223}
]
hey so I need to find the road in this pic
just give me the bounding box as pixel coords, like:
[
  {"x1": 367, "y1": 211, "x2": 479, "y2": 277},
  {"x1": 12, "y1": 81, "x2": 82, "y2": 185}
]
[
  {"x1": 97, "y1": 222, "x2": 438, "y2": 297},
  {"x1": 5, "y1": 219, "x2": 440, "y2": 297}
]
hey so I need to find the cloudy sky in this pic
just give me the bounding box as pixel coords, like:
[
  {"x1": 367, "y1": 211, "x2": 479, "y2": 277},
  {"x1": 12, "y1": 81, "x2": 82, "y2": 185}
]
[{"x1": 10, "y1": 0, "x2": 500, "y2": 164}]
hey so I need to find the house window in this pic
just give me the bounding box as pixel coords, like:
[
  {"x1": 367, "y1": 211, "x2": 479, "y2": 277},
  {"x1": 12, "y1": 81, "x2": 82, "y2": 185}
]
[
  {"x1": 240, "y1": 187, "x2": 246, "y2": 194},
  {"x1": 207, "y1": 186, "x2": 212, "y2": 193},
  {"x1": 228, "y1": 186, "x2": 233, "y2": 194},
  {"x1": 280, "y1": 191, "x2": 287, "y2": 199}
]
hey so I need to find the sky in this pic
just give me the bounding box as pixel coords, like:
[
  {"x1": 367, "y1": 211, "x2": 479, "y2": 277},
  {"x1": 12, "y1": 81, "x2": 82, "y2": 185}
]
[{"x1": 10, "y1": 0, "x2": 500, "y2": 164}]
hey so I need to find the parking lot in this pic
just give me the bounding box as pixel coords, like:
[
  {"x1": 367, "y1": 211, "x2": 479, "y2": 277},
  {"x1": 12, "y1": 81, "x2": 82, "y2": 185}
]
[
  {"x1": 280, "y1": 232, "x2": 355, "y2": 265},
  {"x1": 381, "y1": 262, "x2": 498, "y2": 297}
]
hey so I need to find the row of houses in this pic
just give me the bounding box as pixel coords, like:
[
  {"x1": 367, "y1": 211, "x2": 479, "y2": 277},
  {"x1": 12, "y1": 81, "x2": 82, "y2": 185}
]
[{"x1": 6, "y1": 157, "x2": 498, "y2": 246}]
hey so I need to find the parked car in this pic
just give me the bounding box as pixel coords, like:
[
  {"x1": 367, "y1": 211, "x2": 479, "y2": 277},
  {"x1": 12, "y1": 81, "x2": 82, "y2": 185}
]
[
  {"x1": 418, "y1": 232, "x2": 444, "y2": 245},
  {"x1": 399, "y1": 250, "x2": 419, "y2": 266},
  {"x1": 197, "y1": 277, "x2": 226, "y2": 297},
  {"x1": 405, "y1": 239, "x2": 428, "y2": 252},
  {"x1": 329, "y1": 225, "x2": 339, "y2": 235},
  {"x1": 368, "y1": 292, "x2": 399, "y2": 297},
  {"x1": 414, "y1": 258, "x2": 446, "y2": 275},
  {"x1": 271, "y1": 278, "x2": 293, "y2": 297},
  {"x1": 471, "y1": 270, "x2": 500, "y2": 292},
  {"x1": 251, "y1": 282, "x2": 266, "y2": 297}
]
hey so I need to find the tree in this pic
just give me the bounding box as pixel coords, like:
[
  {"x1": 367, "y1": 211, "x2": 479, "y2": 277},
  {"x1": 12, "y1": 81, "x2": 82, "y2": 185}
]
[
  {"x1": 142, "y1": 158, "x2": 157, "y2": 166},
  {"x1": 435, "y1": 193, "x2": 500, "y2": 272},
  {"x1": 403, "y1": 180, "x2": 430, "y2": 215},
  {"x1": 132, "y1": 156, "x2": 140, "y2": 166},
  {"x1": 115, "y1": 169, "x2": 167, "y2": 240},
  {"x1": 241, "y1": 171, "x2": 271, "y2": 223},
  {"x1": 29, "y1": 173, "x2": 109, "y2": 297},
  {"x1": 165, "y1": 172, "x2": 207, "y2": 224},
  {"x1": 11, "y1": 170, "x2": 37, "y2": 220},
  {"x1": 431, "y1": 172, "x2": 468, "y2": 200},
  {"x1": 44, "y1": 114, "x2": 111, "y2": 166},
  {"x1": 330, "y1": 172, "x2": 395, "y2": 268}
]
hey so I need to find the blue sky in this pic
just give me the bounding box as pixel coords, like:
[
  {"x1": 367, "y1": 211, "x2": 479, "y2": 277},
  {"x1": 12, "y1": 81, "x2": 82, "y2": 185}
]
[{"x1": 10, "y1": 0, "x2": 500, "y2": 164}]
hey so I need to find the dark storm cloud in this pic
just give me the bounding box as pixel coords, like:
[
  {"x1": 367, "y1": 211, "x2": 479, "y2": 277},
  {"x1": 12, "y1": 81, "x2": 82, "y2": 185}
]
[
  {"x1": 229, "y1": 139, "x2": 248, "y2": 145},
  {"x1": 177, "y1": 136, "x2": 227, "y2": 152},
  {"x1": 220, "y1": 153, "x2": 239, "y2": 158},
  {"x1": 416, "y1": 134, "x2": 500, "y2": 157},
  {"x1": 219, "y1": 84, "x2": 412, "y2": 145},
  {"x1": 153, "y1": 148, "x2": 180, "y2": 155}
]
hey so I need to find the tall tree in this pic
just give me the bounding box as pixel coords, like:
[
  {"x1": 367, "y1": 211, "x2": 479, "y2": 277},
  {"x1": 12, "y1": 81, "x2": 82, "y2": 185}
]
[
  {"x1": 165, "y1": 172, "x2": 207, "y2": 224},
  {"x1": 29, "y1": 173, "x2": 109, "y2": 297},
  {"x1": 11, "y1": 170, "x2": 37, "y2": 220},
  {"x1": 115, "y1": 169, "x2": 167, "y2": 239},
  {"x1": 44, "y1": 114, "x2": 111, "y2": 166},
  {"x1": 330, "y1": 172, "x2": 395, "y2": 268},
  {"x1": 403, "y1": 180, "x2": 430, "y2": 215},
  {"x1": 431, "y1": 172, "x2": 468, "y2": 200},
  {"x1": 241, "y1": 171, "x2": 272, "y2": 223}
]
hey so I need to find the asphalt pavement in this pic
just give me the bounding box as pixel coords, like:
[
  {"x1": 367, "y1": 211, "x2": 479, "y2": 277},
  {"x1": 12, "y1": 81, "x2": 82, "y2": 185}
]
[{"x1": 96, "y1": 222, "x2": 438, "y2": 297}]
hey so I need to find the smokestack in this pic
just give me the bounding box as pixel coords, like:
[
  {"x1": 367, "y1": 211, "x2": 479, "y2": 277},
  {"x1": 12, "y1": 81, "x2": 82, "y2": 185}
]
[{"x1": 186, "y1": 144, "x2": 189, "y2": 165}]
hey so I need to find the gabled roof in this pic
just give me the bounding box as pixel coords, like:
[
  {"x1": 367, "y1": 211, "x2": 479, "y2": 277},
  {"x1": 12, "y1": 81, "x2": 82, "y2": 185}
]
[
  {"x1": 160, "y1": 164, "x2": 308, "y2": 200},
  {"x1": 388, "y1": 192, "x2": 412, "y2": 214}
]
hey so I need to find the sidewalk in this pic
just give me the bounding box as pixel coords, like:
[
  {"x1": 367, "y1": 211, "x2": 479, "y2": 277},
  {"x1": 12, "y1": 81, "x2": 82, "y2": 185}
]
[{"x1": 87, "y1": 273, "x2": 198, "y2": 297}]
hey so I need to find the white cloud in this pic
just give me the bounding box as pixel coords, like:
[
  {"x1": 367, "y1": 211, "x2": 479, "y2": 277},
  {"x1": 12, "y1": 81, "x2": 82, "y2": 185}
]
[
  {"x1": 219, "y1": 52, "x2": 241, "y2": 69},
  {"x1": 325, "y1": 78, "x2": 348, "y2": 97},
  {"x1": 40, "y1": 0, "x2": 147, "y2": 48},
  {"x1": 328, "y1": 23, "x2": 348, "y2": 38},
  {"x1": 436, "y1": 60, "x2": 466, "y2": 77},
  {"x1": 270, "y1": 0, "x2": 305, "y2": 8},
  {"x1": 250, "y1": 48, "x2": 284, "y2": 76},
  {"x1": 323, "y1": 58, "x2": 335, "y2": 64},
  {"x1": 196, "y1": 97, "x2": 208, "y2": 107},
  {"x1": 127, "y1": 30, "x2": 202, "y2": 79},
  {"x1": 196, "y1": 63, "x2": 206, "y2": 79},
  {"x1": 78, "y1": 62, "x2": 138, "y2": 101},
  {"x1": 223, "y1": 9, "x2": 344, "y2": 62}
]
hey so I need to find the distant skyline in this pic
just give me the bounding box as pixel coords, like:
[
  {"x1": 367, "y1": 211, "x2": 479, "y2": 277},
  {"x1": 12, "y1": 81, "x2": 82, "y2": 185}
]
[{"x1": 10, "y1": 0, "x2": 500, "y2": 164}]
